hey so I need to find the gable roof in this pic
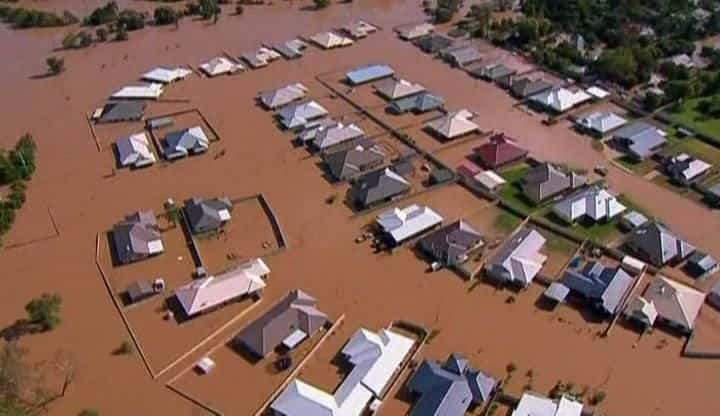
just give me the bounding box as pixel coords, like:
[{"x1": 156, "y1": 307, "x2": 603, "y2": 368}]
[
  {"x1": 389, "y1": 92, "x2": 445, "y2": 114},
  {"x1": 487, "y1": 227, "x2": 547, "y2": 286},
  {"x1": 234, "y1": 289, "x2": 328, "y2": 357},
  {"x1": 407, "y1": 354, "x2": 497, "y2": 416},
  {"x1": 560, "y1": 261, "x2": 633, "y2": 314},
  {"x1": 426, "y1": 109, "x2": 479, "y2": 139},
  {"x1": 241, "y1": 47, "x2": 281, "y2": 68},
  {"x1": 469, "y1": 63, "x2": 516, "y2": 80},
  {"x1": 552, "y1": 186, "x2": 626, "y2": 223},
  {"x1": 273, "y1": 39, "x2": 307, "y2": 59},
  {"x1": 346, "y1": 64, "x2": 395, "y2": 85},
  {"x1": 666, "y1": 153, "x2": 712, "y2": 182},
  {"x1": 627, "y1": 222, "x2": 695, "y2": 266},
  {"x1": 522, "y1": 163, "x2": 586, "y2": 202},
  {"x1": 342, "y1": 20, "x2": 378, "y2": 39},
  {"x1": 278, "y1": 101, "x2": 329, "y2": 129},
  {"x1": 576, "y1": 111, "x2": 627, "y2": 134},
  {"x1": 323, "y1": 144, "x2": 385, "y2": 181},
  {"x1": 513, "y1": 394, "x2": 583, "y2": 416},
  {"x1": 112, "y1": 211, "x2": 164, "y2": 264},
  {"x1": 529, "y1": 87, "x2": 591, "y2": 113},
  {"x1": 474, "y1": 133, "x2": 528, "y2": 169},
  {"x1": 444, "y1": 45, "x2": 482, "y2": 66},
  {"x1": 111, "y1": 83, "x2": 164, "y2": 100},
  {"x1": 613, "y1": 122, "x2": 667, "y2": 159},
  {"x1": 259, "y1": 83, "x2": 308, "y2": 109},
  {"x1": 642, "y1": 276, "x2": 705, "y2": 331},
  {"x1": 116, "y1": 132, "x2": 156, "y2": 168},
  {"x1": 351, "y1": 168, "x2": 411, "y2": 207},
  {"x1": 309, "y1": 31, "x2": 354, "y2": 49},
  {"x1": 415, "y1": 34, "x2": 453, "y2": 53},
  {"x1": 199, "y1": 57, "x2": 242, "y2": 76},
  {"x1": 376, "y1": 204, "x2": 444, "y2": 245},
  {"x1": 418, "y1": 220, "x2": 484, "y2": 264},
  {"x1": 312, "y1": 123, "x2": 365, "y2": 150},
  {"x1": 375, "y1": 78, "x2": 426, "y2": 100},
  {"x1": 175, "y1": 258, "x2": 269, "y2": 317},
  {"x1": 184, "y1": 197, "x2": 232, "y2": 234},
  {"x1": 510, "y1": 78, "x2": 553, "y2": 98},
  {"x1": 98, "y1": 101, "x2": 146, "y2": 123},
  {"x1": 164, "y1": 126, "x2": 210, "y2": 158},
  {"x1": 141, "y1": 67, "x2": 192, "y2": 84},
  {"x1": 396, "y1": 22, "x2": 435, "y2": 40}
]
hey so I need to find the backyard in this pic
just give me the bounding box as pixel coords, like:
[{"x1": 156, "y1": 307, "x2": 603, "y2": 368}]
[{"x1": 668, "y1": 97, "x2": 720, "y2": 141}]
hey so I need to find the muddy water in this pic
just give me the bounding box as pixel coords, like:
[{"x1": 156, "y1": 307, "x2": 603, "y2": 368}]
[{"x1": 0, "y1": 1, "x2": 718, "y2": 416}]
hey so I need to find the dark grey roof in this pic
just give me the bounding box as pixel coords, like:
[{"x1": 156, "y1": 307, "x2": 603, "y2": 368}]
[
  {"x1": 522, "y1": 163, "x2": 586, "y2": 203},
  {"x1": 183, "y1": 197, "x2": 232, "y2": 234},
  {"x1": 415, "y1": 34, "x2": 453, "y2": 53},
  {"x1": 323, "y1": 144, "x2": 385, "y2": 181},
  {"x1": 687, "y1": 251, "x2": 718, "y2": 273},
  {"x1": 234, "y1": 290, "x2": 328, "y2": 357},
  {"x1": 350, "y1": 168, "x2": 411, "y2": 207},
  {"x1": 510, "y1": 78, "x2": 553, "y2": 98},
  {"x1": 126, "y1": 281, "x2": 155, "y2": 303},
  {"x1": 418, "y1": 220, "x2": 483, "y2": 265},
  {"x1": 99, "y1": 101, "x2": 146, "y2": 123},
  {"x1": 111, "y1": 211, "x2": 161, "y2": 265},
  {"x1": 407, "y1": 354, "x2": 497, "y2": 416},
  {"x1": 627, "y1": 222, "x2": 696, "y2": 266},
  {"x1": 468, "y1": 63, "x2": 516, "y2": 80},
  {"x1": 561, "y1": 261, "x2": 633, "y2": 315},
  {"x1": 444, "y1": 46, "x2": 481, "y2": 66},
  {"x1": 389, "y1": 92, "x2": 445, "y2": 114}
]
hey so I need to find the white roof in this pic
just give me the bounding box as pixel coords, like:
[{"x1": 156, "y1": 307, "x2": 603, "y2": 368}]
[
  {"x1": 282, "y1": 329, "x2": 308, "y2": 349},
  {"x1": 174, "y1": 258, "x2": 269, "y2": 316},
  {"x1": 375, "y1": 78, "x2": 425, "y2": 100},
  {"x1": 513, "y1": 393, "x2": 583, "y2": 416},
  {"x1": 260, "y1": 83, "x2": 308, "y2": 109},
  {"x1": 312, "y1": 123, "x2": 365, "y2": 150},
  {"x1": 200, "y1": 57, "x2": 242, "y2": 76},
  {"x1": 376, "y1": 204, "x2": 444, "y2": 244},
  {"x1": 496, "y1": 229, "x2": 548, "y2": 286},
  {"x1": 279, "y1": 101, "x2": 329, "y2": 129},
  {"x1": 271, "y1": 328, "x2": 414, "y2": 416},
  {"x1": 397, "y1": 22, "x2": 434, "y2": 40},
  {"x1": 585, "y1": 86, "x2": 609, "y2": 99},
  {"x1": 310, "y1": 31, "x2": 354, "y2": 49},
  {"x1": 426, "y1": 109, "x2": 479, "y2": 139},
  {"x1": 576, "y1": 111, "x2": 627, "y2": 134},
  {"x1": 672, "y1": 154, "x2": 712, "y2": 181},
  {"x1": 111, "y1": 83, "x2": 164, "y2": 99},
  {"x1": 530, "y1": 87, "x2": 591, "y2": 112},
  {"x1": 553, "y1": 186, "x2": 626, "y2": 223},
  {"x1": 142, "y1": 67, "x2": 192, "y2": 84},
  {"x1": 474, "y1": 170, "x2": 506, "y2": 190},
  {"x1": 116, "y1": 132, "x2": 156, "y2": 168},
  {"x1": 644, "y1": 276, "x2": 705, "y2": 330},
  {"x1": 343, "y1": 20, "x2": 377, "y2": 38},
  {"x1": 196, "y1": 357, "x2": 215, "y2": 374},
  {"x1": 164, "y1": 126, "x2": 210, "y2": 157}
]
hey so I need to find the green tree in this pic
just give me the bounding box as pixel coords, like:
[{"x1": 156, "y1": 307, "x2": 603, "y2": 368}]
[
  {"x1": 95, "y1": 27, "x2": 108, "y2": 41},
  {"x1": 117, "y1": 9, "x2": 145, "y2": 31},
  {"x1": 114, "y1": 24, "x2": 128, "y2": 41},
  {"x1": 153, "y1": 7, "x2": 178, "y2": 25},
  {"x1": 313, "y1": 0, "x2": 330, "y2": 9},
  {"x1": 84, "y1": 1, "x2": 119, "y2": 26},
  {"x1": 198, "y1": 0, "x2": 220, "y2": 20},
  {"x1": 46, "y1": 56, "x2": 65, "y2": 75},
  {"x1": 78, "y1": 410, "x2": 100, "y2": 416},
  {"x1": 25, "y1": 294, "x2": 62, "y2": 331}
]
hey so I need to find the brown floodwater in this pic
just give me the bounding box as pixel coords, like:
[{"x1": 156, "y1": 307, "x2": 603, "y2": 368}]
[{"x1": 1, "y1": 1, "x2": 719, "y2": 416}]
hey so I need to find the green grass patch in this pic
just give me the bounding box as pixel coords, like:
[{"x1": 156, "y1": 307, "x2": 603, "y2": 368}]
[
  {"x1": 617, "y1": 193, "x2": 652, "y2": 218},
  {"x1": 614, "y1": 155, "x2": 657, "y2": 175},
  {"x1": 544, "y1": 232, "x2": 578, "y2": 254},
  {"x1": 493, "y1": 211, "x2": 523, "y2": 233},
  {"x1": 539, "y1": 208, "x2": 620, "y2": 243},
  {"x1": 669, "y1": 97, "x2": 720, "y2": 140},
  {"x1": 498, "y1": 164, "x2": 540, "y2": 215}
]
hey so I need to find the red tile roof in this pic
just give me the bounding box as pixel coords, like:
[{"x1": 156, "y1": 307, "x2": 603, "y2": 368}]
[{"x1": 474, "y1": 133, "x2": 528, "y2": 169}]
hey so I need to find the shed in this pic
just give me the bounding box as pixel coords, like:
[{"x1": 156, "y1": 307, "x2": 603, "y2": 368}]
[
  {"x1": 126, "y1": 281, "x2": 156, "y2": 304},
  {"x1": 544, "y1": 282, "x2": 570, "y2": 303},
  {"x1": 430, "y1": 168, "x2": 454, "y2": 185},
  {"x1": 196, "y1": 357, "x2": 216, "y2": 374}
]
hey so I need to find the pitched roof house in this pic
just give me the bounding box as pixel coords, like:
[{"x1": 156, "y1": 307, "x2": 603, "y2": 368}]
[
  {"x1": 529, "y1": 87, "x2": 591, "y2": 113},
  {"x1": 183, "y1": 197, "x2": 232, "y2": 235},
  {"x1": 418, "y1": 220, "x2": 484, "y2": 266},
  {"x1": 512, "y1": 393, "x2": 583, "y2": 416},
  {"x1": 311, "y1": 123, "x2": 365, "y2": 151},
  {"x1": 485, "y1": 227, "x2": 547, "y2": 287},
  {"x1": 273, "y1": 39, "x2": 307, "y2": 59},
  {"x1": 375, "y1": 78, "x2": 426, "y2": 101},
  {"x1": 199, "y1": 57, "x2": 242, "y2": 77},
  {"x1": 141, "y1": 67, "x2": 192, "y2": 84},
  {"x1": 259, "y1": 83, "x2": 308, "y2": 110},
  {"x1": 163, "y1": 126, "x2": 210, "y2": 159},
  {"x1": 626, "y1": 276, "x2": 705, "y2": 333},
  {"x1": 575, "y1": 111, "x2": 628, "y2": 136},
  {"x1": 612, "y1": 122, "x2": 667, "y2": 160},
  {"x1": 116, "y1": 132, "x2": 156, "y2": 168},
  {"x1": 473, "y1": 133, "x2": 528, "y2": 169},
  {"x1": 309, "y1": 31, "x2": 354, "y2": 49},
  {"x1": 376, "y1": 204, "x2": 444, "y2": 246},
  {"x1": 443, "y1": 45, "x2": 482, "y2": 67},
  {"x1": 271, "y1": 328, "x2": 414, "y2": 416},
  {"x1": 350, "y1": 168, "x2": 411, "y2": 208},
  {"x1": 559, "y1": 261, "x2": 634, "y2": 315},
  {"x1": 522, "y1": 163, "x2": 587, "y2": 204},
  {"x1": 96, "y1": 101, "x2": 146, "y2": 123},
  {"x1": 389, "y1": 92, "x2": 445, "y2": 114},
  {"x1": 112, "y1": 211, "x2": 164, "y2": 265},
  {"x1": 346, "y1": 64, "x2": 395, "y2": 85},
  {"x1": 625, "y1": 222, "x2": 695, "y2": 267},
  {"x1": 278, "y1": 101, "x2": 329, "y2": 130},
  {"x1": 509, "y1": 77, "x2": 553, "y2": 99},
  {"x1": 234, "y1": 289, "x2": 328, "y2": 357},
  {"x1": 241, "y1": 47, "x2": 282, "y2": 69},
  {"x1": 469, "y1": 63, "x2": 516, "y2": 82},
  {"x1": 415, "y1": 34, "x2": 454, "y2": 53},
  {"x1": 664, "y1": 153, "x2": 712, "y2": 185},
  {"x1": 406, "y1": 354, "x2": 497, "y2": 416},
  {"x1": 341, "y1": 20, "x2": 378, "y2": 39},
  {"x1": 396, "y1": 22, "x2": 435, "y2": 40},
  {"x1": 323, "y1": 144, "x2": 385, "y2": 181},
  {"x1": 174, "y1": 258, "x2": 269, "y2": 317},
  {"x1": 111, "y1": 83, "x2": 164, "y2": 100},
  {"x1": 552, "y1": 186, "x2": 626, "y2": 224},
  {"x1": 425, "y1": 109, "x2": 479, "y2": 140}
]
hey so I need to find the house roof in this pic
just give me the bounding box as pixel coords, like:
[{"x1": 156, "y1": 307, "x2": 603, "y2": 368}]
[
  {"x1": 352, "y1": 168, "x2": 411, "y2": 207},
  {"x1": 418, "y1": 220, "x2": 483, "y2": 264},
  {"x1": 487, "y1": 227, "x2": 547, "y2": 286},
  {"x1": 184, "y1": 197, "x2": 232, "y2": 234},
  {"x1": 389, "y1": 92, "x2": 445, "y2": 113},
  {"x1": 312, "y1": 123, "x2": 365, "y2": 150},
  {"x1": 627, "y1": 222, "x2": 695, "y2": 266},
  {"x1": 576, "y1": 111, "x2": 627, "y2": 134},
  {"x1": 309, "y1": 31, "x2": 354, "y2": 49},
  {"x1": 235, "y1": 289, "x2": 328, "y2": 357},
  {"x1": 273, "y1": 39, "x2": 307, "y2": 59},
  {"x1": 116, "y1": 132, "x2": 156, "y2": 168},
  {"x1": 111, "y1": 83, "x2": 164, "y2": 100},
  {"x1": 642, "y1": 276, "x2": 705, "y2": 330},
  {"x1": 375, "y1": 78, "x2": 426, "y2": 100},
  {"x1": 342, "y1": 20, "x2": 378, "y2": 39},
  {"x1": 346, "y1": 64, "x2": 395, "y2": 85},
  {"x1": 474, "y1": 133, "x2": 528, "y2": 168},
  {"x1": 112, "y1": 211, "x2": 163, "y2": 264},
  {"x1": 407, "y1": 354, "x2": 497, "y2": 416},
  {"x1": 622, "y1": 211, "x2": 648, "y2": 229},
  {"x1": 544, "y1": 282, "x2": 570, "y2": 303},
  {"x1": 141, "y1": 67, "x2": 192, "y2": 84},
  {"x1": 271, "y1": 328, "x2": 414, "y2": 416},
  {"x1": 552, "y1": 186, "x2": 626, "y2": 223},
  {"x1": 259, "y1": 83, "x2": 308, "y2": 109},
  {"x1": 522, "y1": 163, "x2": 586, "y2": 202},
  {"x1": 279, "y1": 101, "x2": 329, "y2": 129},
  {"x1": 241, "y1": 47, "x2": 281, "y2": 68},
  {"x1": 415, "y1": 34, "x2": 454, "y2": 53},
  {"x1": 469, "y1": 63, "x2": 515, "y2": 80},
  {"x1": 474, "y1": 170, "x2": 507, "y2": 190},
  {"x1": 586, "y1": 86, "x2": 610, "y2": 99},
  {"x1": 396, "y1": 22, "x2": 435, "y2": 40},
  {"x1": 426, "y1": 109, "x2": 479, "y2": 139},
  {"x1": 510, "y1": 78, "x2": 553, "y2": 98},
  {"x1": 444, "y1": 46, "x2": 482, "y2": 66},
  {"x1": 164, "y1": 126, "x2": 209, "y2": 157},
  {"x1": 323, "y1": 144, "x2": 385, "y2": 181},
  {"x1": 99, "y1": 101, "x2": 146, "y2": 123},
  {"x1": 376, "y1": 204, "x2": 444, "y2": 244},
  {"x1": 561, "y1": 261, "x2": 633, "y2": 314},
  {"x1": 512, "y1": 393, "x2": 583, "y2": 416},
  {"x1": 613, "y1": 122, "x2": 667, "y2": 159},
  {"x1": 199, "y1": 57, "x2": 242, "y2": 76},
  {"x1": 175, "y1": 258, "x2": 269, "y2": 317},
  {"x1": 666, "y1": 153, "x2": 712, "y2": 182},
  {"x1": 687, "y1": 251, "x2": 718, "y2": 273},
  {"x1": 529, "y1": 87, "x2": 591, "y2": 113}
]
